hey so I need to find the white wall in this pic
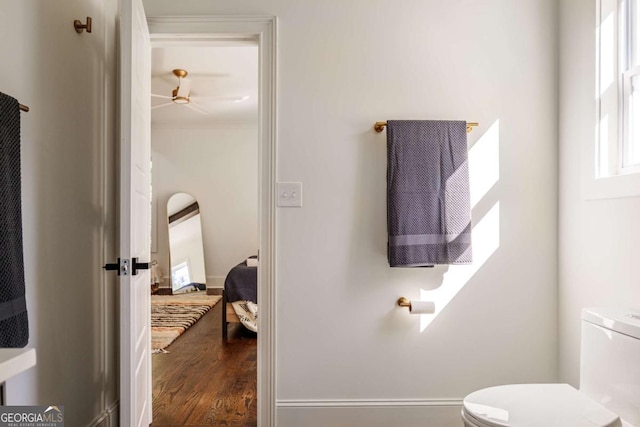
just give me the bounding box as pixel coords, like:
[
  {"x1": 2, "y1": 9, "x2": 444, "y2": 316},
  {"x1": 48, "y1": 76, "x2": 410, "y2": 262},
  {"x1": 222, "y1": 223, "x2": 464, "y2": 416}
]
[
  {"x1": 0, "y1": 0, "x2": 118, "y2": 425},
  {"x1": 151, "y1": 127, "x2": 258, "y2": 288},
  {"x1": 0, "y1": 0, "x2": 562, "y2": 425},
  {"x1": 558, "y1": 0, "x2": 640, "y2": 386},
  {"x1": 145, "y1": 1, "x2": 560, "y2": 425}
]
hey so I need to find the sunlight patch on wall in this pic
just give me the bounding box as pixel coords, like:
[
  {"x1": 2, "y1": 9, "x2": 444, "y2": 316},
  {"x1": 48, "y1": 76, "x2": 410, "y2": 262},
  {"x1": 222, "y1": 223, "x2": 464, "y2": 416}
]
[
  {"x1": 598, "y1": 113, "x2": 609, "y2": 176},
  {"x1": 598, "y1": 11, "x2": 615, "y2": 97},
  {"x1": 469, "y1": 120, "x2": 500, "y2": 206},
  {"x1": 420, "y1": 201, "x2": 501, "y2": 332},
  {"x1": 416, "y1": 119, "x2": 501, "y2": 332}
]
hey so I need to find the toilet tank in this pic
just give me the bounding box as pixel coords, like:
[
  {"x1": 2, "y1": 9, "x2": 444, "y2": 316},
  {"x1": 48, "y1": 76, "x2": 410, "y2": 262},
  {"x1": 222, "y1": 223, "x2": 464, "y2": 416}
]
[{"x1": 580, "y1": 308, "x2": 640, "y2": 426}]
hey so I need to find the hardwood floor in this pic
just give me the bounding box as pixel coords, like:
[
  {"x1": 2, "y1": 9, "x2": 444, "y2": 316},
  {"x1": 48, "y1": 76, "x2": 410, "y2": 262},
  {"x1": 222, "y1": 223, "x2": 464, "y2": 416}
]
[{"x1": 152, "y1": 299, "x2": 257, "y2": 426}]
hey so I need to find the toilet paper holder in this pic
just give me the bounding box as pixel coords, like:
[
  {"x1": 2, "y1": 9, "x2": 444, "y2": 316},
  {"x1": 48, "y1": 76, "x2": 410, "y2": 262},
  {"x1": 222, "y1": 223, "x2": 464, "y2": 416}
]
[
  {"x1": 397, "y1": 297, "x2": 436, "y2": 314},
  {"x1": 397, "y1": 297, "x2": 412, "y2": 308}
]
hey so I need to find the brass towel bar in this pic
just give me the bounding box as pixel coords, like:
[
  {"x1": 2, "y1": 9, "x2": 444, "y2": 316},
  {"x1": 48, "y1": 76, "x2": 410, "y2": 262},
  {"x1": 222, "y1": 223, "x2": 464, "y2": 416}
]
[
  {"x1": 374, "y1": 121, "x2": 478, "y2": 133},
  {"x1": 19, "y1": 104, "x2": 29, "y2": 112}
]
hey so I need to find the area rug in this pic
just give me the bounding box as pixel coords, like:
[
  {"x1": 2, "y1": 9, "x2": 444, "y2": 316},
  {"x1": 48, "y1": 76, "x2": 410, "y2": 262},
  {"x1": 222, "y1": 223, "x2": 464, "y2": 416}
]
[{"x1": 151, "y1": 292, "x2": 221, "y2": 352}]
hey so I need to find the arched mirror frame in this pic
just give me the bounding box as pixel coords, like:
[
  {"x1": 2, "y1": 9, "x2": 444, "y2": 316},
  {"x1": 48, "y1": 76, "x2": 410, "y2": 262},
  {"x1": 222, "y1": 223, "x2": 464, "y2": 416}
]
[{"x1": 167, "y1": 192, "x2": 207, "y2": 294}]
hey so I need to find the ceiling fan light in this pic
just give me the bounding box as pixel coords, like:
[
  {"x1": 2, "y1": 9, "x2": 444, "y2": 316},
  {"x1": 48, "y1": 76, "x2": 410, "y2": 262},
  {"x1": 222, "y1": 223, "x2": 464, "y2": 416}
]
[{"x1": 173, "y1": 96, "x2": 190, "y2": 104}]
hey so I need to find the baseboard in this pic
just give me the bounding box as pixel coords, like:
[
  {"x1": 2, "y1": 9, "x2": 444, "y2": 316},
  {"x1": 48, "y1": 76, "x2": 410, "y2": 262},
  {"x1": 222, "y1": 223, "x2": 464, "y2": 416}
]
[
  {"x1": 277, "y1": 398, "x2": 463, "y2": 408},
  {"x1": 88, "y1": 401, "x2": 118, "y2": 427},
  {"x1": 276, "y1": 399, "x2": 464, "y2": 427}
]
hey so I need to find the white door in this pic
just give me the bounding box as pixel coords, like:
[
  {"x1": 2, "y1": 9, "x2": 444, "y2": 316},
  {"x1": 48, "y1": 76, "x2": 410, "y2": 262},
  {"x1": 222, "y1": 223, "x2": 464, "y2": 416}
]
[{"x1": 119, "y1": 0, "x2": 152, "y2": 425}]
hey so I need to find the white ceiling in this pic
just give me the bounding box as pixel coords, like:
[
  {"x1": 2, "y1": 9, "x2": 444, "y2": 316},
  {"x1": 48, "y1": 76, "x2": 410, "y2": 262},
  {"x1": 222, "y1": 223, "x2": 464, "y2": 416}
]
[{"x1": 151, "y1": 45, "x2": 258, "y2": 127}]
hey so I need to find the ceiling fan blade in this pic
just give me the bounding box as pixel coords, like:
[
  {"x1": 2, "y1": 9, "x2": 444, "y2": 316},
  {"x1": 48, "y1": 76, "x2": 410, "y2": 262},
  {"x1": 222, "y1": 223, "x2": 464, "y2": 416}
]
[
  {"x1": 191, "y1": 95, "x2": 250, "y2": 103},
  {"x1": 151, "y1": 93, "x2": 172, "y2": 99},
  {"x1": 187, "y1": 72, "x2": 231, "y2": 79},
  {"x1": 151, "y1": 102, "x2": 173, "y2": 110},
  {"x1": 176, "y1": 78, "x2": 192, "y2": 98},
  {"x1": 186, "y1": 102, "x2": 209, "y2": 115}
]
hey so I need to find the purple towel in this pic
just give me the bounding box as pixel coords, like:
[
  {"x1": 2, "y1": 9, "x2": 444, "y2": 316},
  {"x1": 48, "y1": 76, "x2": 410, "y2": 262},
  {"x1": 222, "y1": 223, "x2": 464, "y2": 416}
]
[{"x1": 387, "y1": 120, "x2": 472, "y2": 267}]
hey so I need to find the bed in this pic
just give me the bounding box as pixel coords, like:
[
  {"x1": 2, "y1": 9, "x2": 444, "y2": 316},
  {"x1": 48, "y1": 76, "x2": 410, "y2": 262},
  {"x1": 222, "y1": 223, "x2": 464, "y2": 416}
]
[{"x1": 222, "y1": 257, "x2": 258, "y2": 339}]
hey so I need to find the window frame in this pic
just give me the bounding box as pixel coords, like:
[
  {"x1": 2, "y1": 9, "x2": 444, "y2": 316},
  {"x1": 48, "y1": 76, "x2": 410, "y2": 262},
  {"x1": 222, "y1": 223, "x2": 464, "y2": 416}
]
[
  {"x1": 587, "y1": 0, "x2": 640, "y2": 199},
  {"x1": 621, "y1": 0, "x2": 640, "y2": 172}
]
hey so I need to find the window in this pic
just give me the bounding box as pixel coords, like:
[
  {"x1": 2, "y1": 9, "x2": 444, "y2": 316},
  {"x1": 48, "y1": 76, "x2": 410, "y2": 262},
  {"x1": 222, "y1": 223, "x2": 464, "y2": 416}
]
[
  {"x1": 591, "y1": 0, "x2": 640, "y2": 198},
  {"x1": 599, "y1": 0, "x2": 640, "y2": 175},
  {"x1": 621, "y1": 0, "x2": 640, "y2": 170},
  {"x1": 171, "y1": 261, "x2": 191, "y2": 290}
]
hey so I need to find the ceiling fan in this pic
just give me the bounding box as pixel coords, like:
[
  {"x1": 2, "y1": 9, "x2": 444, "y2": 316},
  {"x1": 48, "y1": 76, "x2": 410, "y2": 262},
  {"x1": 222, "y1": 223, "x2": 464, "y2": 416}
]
[{"x1": 151, "y1": 69, "x2": 249, "y2": 114}]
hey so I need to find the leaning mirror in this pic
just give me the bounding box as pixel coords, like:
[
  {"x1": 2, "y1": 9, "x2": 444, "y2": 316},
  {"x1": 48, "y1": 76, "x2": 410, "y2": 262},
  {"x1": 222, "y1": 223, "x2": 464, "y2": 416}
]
[{"x1": 167, "y1": 193, "x2": 207, "y2": 294}]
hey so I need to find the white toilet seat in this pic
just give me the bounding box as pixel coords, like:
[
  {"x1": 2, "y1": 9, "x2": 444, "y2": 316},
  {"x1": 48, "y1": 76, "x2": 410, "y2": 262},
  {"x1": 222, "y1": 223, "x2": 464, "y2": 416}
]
[
  {"x1": 462, "y1": 406, "x2": 504, "y2": 427},
  {"x1": 462, "y1": 383, "x2": 621, "y2": 427}
]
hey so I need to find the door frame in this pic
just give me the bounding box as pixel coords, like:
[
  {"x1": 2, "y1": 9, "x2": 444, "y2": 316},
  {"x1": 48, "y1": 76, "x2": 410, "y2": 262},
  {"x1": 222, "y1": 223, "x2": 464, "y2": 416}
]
[{"x1": 146, "y1": 15, "x2": 278, "y2": 427}]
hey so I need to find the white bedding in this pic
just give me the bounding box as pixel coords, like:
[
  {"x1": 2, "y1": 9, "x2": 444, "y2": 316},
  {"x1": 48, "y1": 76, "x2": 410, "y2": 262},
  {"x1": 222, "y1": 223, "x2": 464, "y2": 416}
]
[{"x1": 231, "y1": 300, "x2": 258, "y2": 332}]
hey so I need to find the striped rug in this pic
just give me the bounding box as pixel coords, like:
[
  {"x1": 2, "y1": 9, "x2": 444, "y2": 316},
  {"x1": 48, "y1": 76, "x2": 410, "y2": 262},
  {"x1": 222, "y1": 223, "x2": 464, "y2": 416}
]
[{"x1": 151, "y1": 292, "x2": 221, "y2": 352}]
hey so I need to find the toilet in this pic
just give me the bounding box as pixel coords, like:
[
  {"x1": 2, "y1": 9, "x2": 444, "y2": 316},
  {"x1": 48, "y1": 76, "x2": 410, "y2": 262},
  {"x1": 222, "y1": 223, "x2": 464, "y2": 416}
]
[{"x1": 462, "y1": 307, "x2": 640, "y2": 427}]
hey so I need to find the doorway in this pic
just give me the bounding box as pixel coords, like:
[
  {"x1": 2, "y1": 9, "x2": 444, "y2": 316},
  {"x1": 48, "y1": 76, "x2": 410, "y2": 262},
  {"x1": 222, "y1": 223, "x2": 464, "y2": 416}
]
[
  {"x1": 143, "y1": 16, "x2": 277, "y2": 427},
  {"x1": 149, "y1": 42, "x2": 260, "y2": 425}
]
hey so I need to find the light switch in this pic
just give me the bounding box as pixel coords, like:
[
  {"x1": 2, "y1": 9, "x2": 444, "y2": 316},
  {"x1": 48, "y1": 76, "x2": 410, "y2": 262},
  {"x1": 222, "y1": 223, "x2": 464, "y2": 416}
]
[{"x1": 277, "y1": 182, "x2": 303, "y2": 207}]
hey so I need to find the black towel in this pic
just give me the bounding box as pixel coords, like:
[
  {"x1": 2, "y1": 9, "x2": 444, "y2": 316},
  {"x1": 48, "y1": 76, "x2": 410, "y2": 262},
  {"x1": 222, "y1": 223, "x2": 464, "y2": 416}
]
[
  {"x1": 387, "y1": 120, "x2": 472, "y2": 267},
  {"x1": 0, "y1": 92, "x2": 28, "y2": 347}
]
